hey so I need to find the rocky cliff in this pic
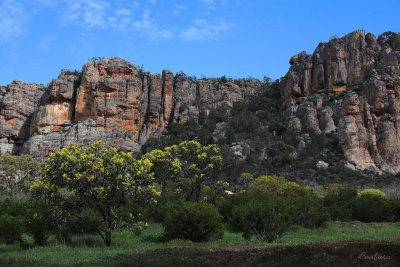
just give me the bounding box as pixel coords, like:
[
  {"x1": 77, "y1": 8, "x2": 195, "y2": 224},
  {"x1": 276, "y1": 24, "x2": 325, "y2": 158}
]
[
  {"x1": 280, "y1": 30, "x2": 400, "y2": 174},
  {"x1": 0, "y1": 58, "x2": 261, "y2": 159}
]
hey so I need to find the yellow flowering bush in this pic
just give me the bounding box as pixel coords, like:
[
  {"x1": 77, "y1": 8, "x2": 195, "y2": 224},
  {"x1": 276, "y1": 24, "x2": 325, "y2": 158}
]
[
  {"x1": 143, "y1": 140, "x2": 222, "y2": 202},
  {"x1": 358, "y1": 188, "x2": 386, "y2": 199},
  {"x1": 251, "y1": 175, "x2": 304, "y2": 197},
  {"x1": 31, "y1": 140, "x2": 160, "y2": 246}
]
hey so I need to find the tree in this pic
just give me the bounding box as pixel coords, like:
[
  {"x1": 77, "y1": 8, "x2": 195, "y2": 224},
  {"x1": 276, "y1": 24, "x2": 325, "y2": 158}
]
[
  {"x1": 30, "y1": 141, "x2": 160, "y2": 246},
  {"x1": 143, "y1": 140, "x2": 222, "y2": 202},
  {"x1": 0, "y1": 153, "x2": 40, "y2": 196}
]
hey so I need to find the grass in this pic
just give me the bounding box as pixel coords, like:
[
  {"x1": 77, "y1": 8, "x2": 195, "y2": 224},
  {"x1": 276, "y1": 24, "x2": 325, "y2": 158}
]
[{"x1": 0, "y1": 221, "x2": 399, "y2": 266}]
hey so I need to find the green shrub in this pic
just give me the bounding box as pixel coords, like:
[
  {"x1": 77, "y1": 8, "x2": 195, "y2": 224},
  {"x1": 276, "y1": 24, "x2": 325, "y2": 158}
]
[
  {"x1": 358, "y1": 188, "x2": 386, "y2": 198},
  {"x1": 0, "y1": 214, "x2": 24, "y2": 244},
  {"x1": 230, "y1": 112, "x2": 259, "y2": 133},
  {"x1": 389, "y1": 197, "x2": 400, "y2": 222},
  {"x1": 251, "y1": 175, "x2": 304, "y2": 198},
  {"x1": 162, "y1": 201, "x2": 223, "y2": 242},
  {"x1": 352, "y1": 193, "x2": 392, "y2": 222},
  {"x1": 230, "y1": 191, "x2": 291, "y2": 242},
  {"x1": 0, "y1": 197, "x2": 28, "y2": 245},
  {"x1": 323, "y1": 186, "x2": 357, "y2": 221},
  {"x1": 217, "y1": 194, "x2": 242, "y2": 223},
  {"x1": 287, "y1": 191, "x2": 328, "y2": 228},
  {"x1": 25, "y1": 202, "x2": 52, "y2": 246}
]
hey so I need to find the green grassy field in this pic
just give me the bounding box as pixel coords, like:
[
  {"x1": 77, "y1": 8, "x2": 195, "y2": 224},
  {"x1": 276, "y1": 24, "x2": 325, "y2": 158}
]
[{"x1": 1, "y1": 221, "x2": 400, "y2": 266}]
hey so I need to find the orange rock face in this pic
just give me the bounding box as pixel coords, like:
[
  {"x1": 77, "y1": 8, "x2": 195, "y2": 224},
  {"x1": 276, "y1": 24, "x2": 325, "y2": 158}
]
[{"x1": 0, "y1": 57, "x2": 261, "y2": 158}]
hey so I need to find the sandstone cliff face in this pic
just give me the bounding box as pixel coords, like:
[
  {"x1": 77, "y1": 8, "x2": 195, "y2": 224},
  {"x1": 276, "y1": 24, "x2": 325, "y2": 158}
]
[
  {"x1": 281, "y1": 30, "x2": 400, "y2": 174},
  {"x1": 0, "y1": 58, "x2": 261, "y2": 159}
]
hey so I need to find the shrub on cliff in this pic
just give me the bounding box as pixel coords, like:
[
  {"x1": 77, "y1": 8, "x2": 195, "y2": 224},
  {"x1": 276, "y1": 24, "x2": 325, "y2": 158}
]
[{"x1": 162, "y1": 201, "x2": 223, "y2": 242}]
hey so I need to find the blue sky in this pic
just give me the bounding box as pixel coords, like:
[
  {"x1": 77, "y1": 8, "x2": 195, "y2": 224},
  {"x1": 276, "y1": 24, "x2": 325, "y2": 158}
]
[{"x1": 1, "y1": 0, "x2": 399, "y2": 86}]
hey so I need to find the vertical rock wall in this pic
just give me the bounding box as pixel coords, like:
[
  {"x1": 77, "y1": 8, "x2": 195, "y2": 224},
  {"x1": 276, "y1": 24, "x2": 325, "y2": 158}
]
[
  {"x1": 280, "y1": 30, "x2": 400, "y2": 174},
  {"x1": 0, "y1": 58, "x2": 261, "y2": 159}
]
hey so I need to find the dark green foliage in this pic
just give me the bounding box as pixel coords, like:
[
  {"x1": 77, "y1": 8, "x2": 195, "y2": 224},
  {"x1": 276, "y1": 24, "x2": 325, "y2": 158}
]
[
  {"x1": 25, "y1": 202, "x2": 53, "y2": 246},
  {"x1": 230, "y1": 191, "x2": 292, "y2": 242},
  {"x1": 389, "y1": 197, "x2": 400, "y2": 221},
  {"x1": 141, "y1": 119, "x2": 215, "y2": 154},
  {"x1": 63, "y1": 69, "x2": 81, "y2": 76},
  {"x1": 0, "y1": 198, "x2": 27, "y2": 244},
  {"x1": 231, "y1": 101, "x2": 247, "y2": 115},
  {"x1": 378, "y1": 31, "x2": 399, "y2": 47},
  {"x1": 162, "y1": 201, "x2": 223, "y2": 242},
  {"x1": 220, "y1": 75, "x2": 228, "y2": 83},
  {"x1": 323, "y1": 187, "x2": 357, "y2": 221},
  {"x1": 230, "y1": 112, "x2": 259, "y2": 133},
  {"x1": 287, "y1": 191, "x2": 328, "y2": 228},
  {"x1": 0, "y1": 214, "x2": 24, "y2": 244},
  {"x1": 88, "y1": 57, "x2": 102, "y2": 62},
  {"x1": 352, "y1": 194, "x2": 392, "y2": 223}
]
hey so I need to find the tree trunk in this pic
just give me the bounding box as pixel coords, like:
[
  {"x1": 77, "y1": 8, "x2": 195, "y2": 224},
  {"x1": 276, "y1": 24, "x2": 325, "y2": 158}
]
[{"x1": 105, "y1": 231, "x2": 111, "y2": 247}]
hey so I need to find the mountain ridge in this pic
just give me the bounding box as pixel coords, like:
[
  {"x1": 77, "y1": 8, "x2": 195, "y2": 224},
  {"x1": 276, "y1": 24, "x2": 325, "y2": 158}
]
[{"x1": 2, "y1": 29, "x2": 400, "y2": 176}]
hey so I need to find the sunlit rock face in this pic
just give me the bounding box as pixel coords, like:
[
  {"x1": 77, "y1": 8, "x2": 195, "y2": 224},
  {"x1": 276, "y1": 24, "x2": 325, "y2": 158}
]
[
  {"x1": 0, "y1": 57, "x2": 262, "y2": 159},
  {"x1": 280, "y1": 30, "x2": 400, "y2": 174}
]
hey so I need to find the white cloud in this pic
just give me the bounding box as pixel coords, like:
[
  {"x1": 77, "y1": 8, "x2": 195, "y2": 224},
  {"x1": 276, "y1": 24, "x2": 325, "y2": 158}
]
[
  {"x1": 64, "y1": 0, "x2": 109, "y2": 28},
  {"x1": 62, "y1": 1, "x2": 231, "y2": 42},
  {"x1": 132, "y1": 9, "x2": 174, "y2": 40},
  {"x1": 0, "y1": 0, "x2": 27, "y2": 42},
  {"x1": 173, "y1": 5, "x2": 186, "y2": 16},
  {"x1": 180, "y1": 19, "x2": 233, "y2": 41},
  {"x1": 149, "y1": 0, "x2": 157, "y2": 4},
  {"x1": 201, "y1": 0, "x2": 216, "y2": 9},
  {"x1": 202, "y1": 0, "x2": 215, "y2": 5}
]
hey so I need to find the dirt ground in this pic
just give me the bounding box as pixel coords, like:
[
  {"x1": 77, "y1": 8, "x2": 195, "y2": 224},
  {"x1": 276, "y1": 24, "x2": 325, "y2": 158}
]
[{"x1": 120, "y1": 240, "x2": 400, "y2": 267}]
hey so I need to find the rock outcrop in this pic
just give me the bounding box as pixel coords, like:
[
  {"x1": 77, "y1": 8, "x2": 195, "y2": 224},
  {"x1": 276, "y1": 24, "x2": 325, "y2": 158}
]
[
  {"x1": 0, "y1": 58, "x2": 261, "y2": 159},
  {"x1": 280, "y1": 30, "x2": 400, "y2": 174}
]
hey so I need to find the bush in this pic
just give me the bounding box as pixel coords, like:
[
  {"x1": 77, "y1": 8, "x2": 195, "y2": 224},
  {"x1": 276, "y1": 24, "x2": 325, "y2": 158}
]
[
  {"x1": 0, "y1": 214, "x2": 24, "y2": 244},
  {"x1": 389, "y1": 197, "x2": 400, "y2": 222},
  {"x1": 230, "y1": 112, "x2": 259, "y2": 133},
  {"x1": 162, "y1": 201, "x2": 223, "y2": 242},
  {"x1": 352, "y1": 193, "x2": 392, "y2": 222},
  {"x1": 323, "y1": 186, "x2": 357, "y2": 221},
  {"x1": 230, "y1": 191, "x2": 291, "y2": 242},
  {"x1": 251, "y1": 175, "x2": 304, "y2": 198},
  {"x1": 287, "y1": 191, "x2": 328, "y2": 228},
  {"x1": 0, "y1": 197, "x2": 28, "y2": 245},
  {"x1": 358, "y1": 188, "x2": 386, "y2": 198},
  {"x1": 25, "y1": 202, "x2": 52, "y2": 246}
]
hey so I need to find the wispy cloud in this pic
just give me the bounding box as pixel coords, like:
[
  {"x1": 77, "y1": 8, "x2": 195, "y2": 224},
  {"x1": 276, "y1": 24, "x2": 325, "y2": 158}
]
[
  {"x1": 173, "y1": 5, "x2": 186, "y2": 16},
  {"x1": 149, "y1": 0, "x2": 157, "y2": 4},
  {"x1": 132, "y1": 9, "x2": 174, "y2": 40},
  {"x1": 180, "y1": 19, "x2": 233, "y2": 41},
  {"x1": 0, "y1": 0, "x2": 27, "y2": 42},
  {"x1": 201, "y1": 0, "x2": 216, "y2": 9},
  {"x1": 62, "y1": 1, "x2": 232, "y2": 42},
  {"x1": 63, "y1": 1, "x2": 172, "y2": 39},
  {"x1": 64, "y1": 0, "x2": 109, "y2": 28}
]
